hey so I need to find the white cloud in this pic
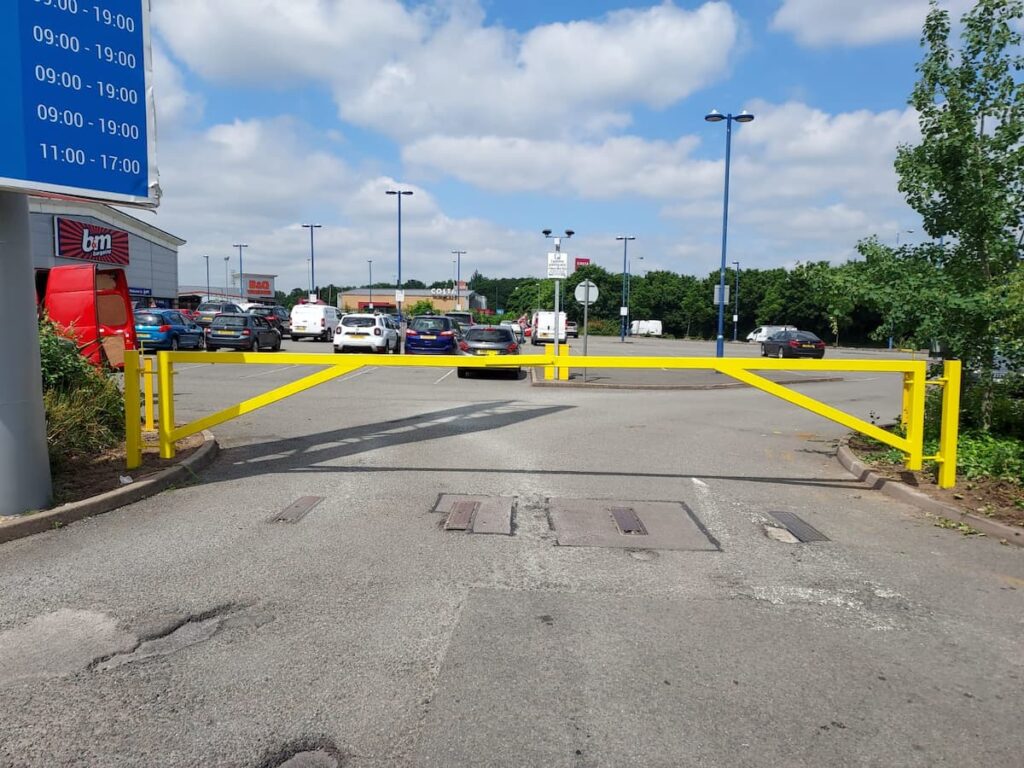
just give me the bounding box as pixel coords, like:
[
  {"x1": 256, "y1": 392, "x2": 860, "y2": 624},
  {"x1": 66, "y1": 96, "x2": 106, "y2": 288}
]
[
  {"x1": 772, "y1": 0, "x2": 974, "y2": 47},
  {"x1": 154, "y1": 0, "x2": 739, "y2": 140},
  {"x1": 151, "y1": 43, "x2": 203, "y2": 133}
]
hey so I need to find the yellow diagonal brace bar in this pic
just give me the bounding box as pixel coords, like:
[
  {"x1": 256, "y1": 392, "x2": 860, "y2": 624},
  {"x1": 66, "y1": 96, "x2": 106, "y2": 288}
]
[
  {"x1": 167, "y1": 361, "x2": 363, "y2": 444},
  {"x1": 722, "y1": 366, "x2": 912, "y2": 454}
]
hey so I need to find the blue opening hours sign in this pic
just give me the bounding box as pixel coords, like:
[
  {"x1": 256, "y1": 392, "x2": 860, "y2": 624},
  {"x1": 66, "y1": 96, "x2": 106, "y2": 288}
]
[{"x1": 0, "y1": 0, "x2": 158, "y2": 206}]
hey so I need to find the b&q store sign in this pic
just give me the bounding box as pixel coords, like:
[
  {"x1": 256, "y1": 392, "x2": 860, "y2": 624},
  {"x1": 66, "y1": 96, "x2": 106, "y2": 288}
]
[{"x1": 246, "y1": 277, "x2": 275, "y2": 298}]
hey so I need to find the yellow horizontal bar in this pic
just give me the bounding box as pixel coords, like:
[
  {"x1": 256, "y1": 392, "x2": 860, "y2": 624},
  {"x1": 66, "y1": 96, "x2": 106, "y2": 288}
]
[{"x1": 160, "y1": 350, "x2": 921, "y2": 374}]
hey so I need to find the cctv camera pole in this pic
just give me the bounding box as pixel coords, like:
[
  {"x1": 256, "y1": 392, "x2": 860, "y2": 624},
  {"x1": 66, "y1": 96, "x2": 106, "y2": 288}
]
[{"x1": 0, "y1": 191, "x2": 52, "y2": 514}]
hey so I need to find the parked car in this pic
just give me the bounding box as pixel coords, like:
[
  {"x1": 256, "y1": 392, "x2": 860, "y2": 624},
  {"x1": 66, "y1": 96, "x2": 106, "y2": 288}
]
[
  {"x1": 746, "y1": 324, "x2": 797, "y2": 343},
  {"x1": 445, "y1": 311, "x2": 474, "y2": 332},
  {"x1": 630, "y1": 320, "x2": 663, "y2": 337},
  {"x1": 405, "y1": 315, "x2": 461, "y2": 354},
  {"x1": 134, "y1": 309, "x2": 204, "y2": 351},
  {"x1": 761, "y1": 330, "x2": 826, "y2": 359},
  {"x1": 247, "y1": 305, "x2": 291, "y2": 336},
  {"x1": 290, "y1": 303, "x2": 341, "y2": 341},
  {"x1": 566, "y1": 320, "x2": 579, "y2": 338},
  {"x1": 205, "y1": 314, "x2": 282, "y2": 352},
  {"x1": 457, "y1": 325, "x2": 521, "y2": 378},
  {"x1": 195, "y1": 301, "x2": 245, "y2": 332},
  {"x1": 334, "y1": 313, "x2": 399, "y2": 354}
]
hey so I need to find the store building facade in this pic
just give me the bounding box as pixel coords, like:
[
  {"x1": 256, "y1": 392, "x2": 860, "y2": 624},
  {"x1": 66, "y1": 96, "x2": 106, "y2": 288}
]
[
  {"x1": 339, "y1": 286, "x2": 487, "y2": 314},
  {"x1": 29, "y1": 196, "x2": 185, "y2": 306}
]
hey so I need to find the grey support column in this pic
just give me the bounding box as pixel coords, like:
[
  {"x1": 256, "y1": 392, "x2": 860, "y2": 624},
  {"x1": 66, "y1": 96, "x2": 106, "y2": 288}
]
[{"x1": 0, "y1": 192, "x2": 52, "y2": 514}]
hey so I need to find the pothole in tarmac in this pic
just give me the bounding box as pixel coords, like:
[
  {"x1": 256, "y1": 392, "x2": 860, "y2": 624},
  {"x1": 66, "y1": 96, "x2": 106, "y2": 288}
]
[
  {"x1": 764, "y1": 525, "x2": 801, "y2": 544},
  {"x1": 256, "y1": 740, "x2": 345, "y2": 768},
  {"x1": 92, "y1": 604, "x2": 274, "y2": 672}
]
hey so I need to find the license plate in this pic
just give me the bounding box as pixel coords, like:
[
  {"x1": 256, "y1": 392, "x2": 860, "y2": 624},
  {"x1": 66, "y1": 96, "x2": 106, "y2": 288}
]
[
  {"x1": 137, "y1": 333, "x2": 151, "y2": 338},
  {"x1": 295, "y1": 325, "x2": 307, "y2": 331},
  {"x1": 215, "y1": 330, "x2": 234, "y2": 336},
  {"x1": 802, "y1": 344, "x2": 814, "y2": 348},
  {"x1": 421, "y1": 335, "x2": 436, "y2": 340},
  {"x1": 476, "y1": 350, "x2": 499, "y2": 356}
]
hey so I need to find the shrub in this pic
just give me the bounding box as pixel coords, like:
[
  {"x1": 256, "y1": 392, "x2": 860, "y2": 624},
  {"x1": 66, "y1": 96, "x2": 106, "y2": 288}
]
[{"x1": 38, "y1": 317, "x2": 124, "y2": 470}]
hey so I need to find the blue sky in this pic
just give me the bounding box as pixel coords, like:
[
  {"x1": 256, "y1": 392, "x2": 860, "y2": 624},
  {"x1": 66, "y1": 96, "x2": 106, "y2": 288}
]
[{"x1": 143, "y1": 0, "x2": 974, "y2": 293}]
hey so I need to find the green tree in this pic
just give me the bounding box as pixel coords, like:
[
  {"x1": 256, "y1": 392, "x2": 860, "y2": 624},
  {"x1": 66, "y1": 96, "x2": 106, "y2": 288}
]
[{"x1": 892, "y1": 0, "x2": 1024, "y2": 425}]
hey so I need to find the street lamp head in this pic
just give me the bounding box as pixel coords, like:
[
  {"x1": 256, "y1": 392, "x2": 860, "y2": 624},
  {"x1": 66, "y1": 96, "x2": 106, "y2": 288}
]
[
  {"x1": 542, "y1": 229, "x2": 552, "y2": 237},
  {"x1": 302, "y1": 223, "x2": 321, "y2": 229},
  {"x1": 564, "y1": 229, "x2": 574, "y2": 238},
  {"x1": 704, "y1": 109, "x2": 725, "y2": 123},
  {"x1": 734, "y1": 111, "x2": 755, "y2": 123}
]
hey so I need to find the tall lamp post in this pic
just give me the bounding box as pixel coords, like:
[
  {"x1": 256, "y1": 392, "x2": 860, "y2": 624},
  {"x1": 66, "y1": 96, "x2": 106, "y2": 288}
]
[
  {"x1": 385, "y1": 189, "x2": 413, "y2": 321},
  {"x1": 616, "y1": 236, "x2": 636, "y2": 341},
  {"x1": 451, "y1": 249, "x2": 466, "y2": 310},
  {"x1": 367, "y1": 260, "x2": 373, "y2": 309},
  {"x1": 202, "y1": 255, "x2": 210, "y2": 301},
  {"x1": 233, "y1": 243, "x2": 248, "y2": 301},
  {"x1": 302, "y1": 224, "x2": 321, "y2": 295},
  {"x1": 223, "y1": 256, "x2": 230, "y2": 298},
  {"x1": 732, "y1": 260, "x2": 740, "y2": 342},
  {"x1": 705, "y1": 108, "x2": 754, "y2": 357},
  {"x1": 542, "y1": 229, "x2": 573, "y2": 363}
]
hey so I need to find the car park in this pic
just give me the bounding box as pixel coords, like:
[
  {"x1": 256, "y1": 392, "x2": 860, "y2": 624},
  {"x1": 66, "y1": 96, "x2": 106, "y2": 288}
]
[
  {"x1": 194, "y1": 302, "x2": 246, "y2": 332},
  {"x1": 290, "y1": 303, "x2": 341, "y2": 341},
  {"x1": 457, "y1": 325, "x2": 521, "y2": 378},
  {"x1": 334, "y1": 313, "x2": 399, "y2": 354},
  {"x1": 247, "y1": 305, "x2": 291, "y2": 336},
  {"x1": 205, "y1": 313, "x2": 282, "y2": 352},
  {"x1": 761, "y1": 330, "x2": 826, "y2": 359},
  {"x1": 134, "y1": 309, "x2": 204, "y2": 351},
  {"x1": 405, "y1": 315, "x2": 462, "y2": 354}
]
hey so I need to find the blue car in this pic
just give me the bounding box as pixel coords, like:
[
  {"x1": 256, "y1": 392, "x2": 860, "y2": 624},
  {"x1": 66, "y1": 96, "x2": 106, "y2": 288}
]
[
  {"x1": 404, "y1": 315, "x2": 461, "y2": 354},
  {"x1": 134, "y1": 309, "x2": 204, "y2": 351}
]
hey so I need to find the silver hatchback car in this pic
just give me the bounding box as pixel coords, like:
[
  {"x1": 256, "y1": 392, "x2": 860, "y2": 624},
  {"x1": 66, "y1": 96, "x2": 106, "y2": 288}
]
[{"x1": 457, "y1": 325, "x2": 521, "y2": 379}]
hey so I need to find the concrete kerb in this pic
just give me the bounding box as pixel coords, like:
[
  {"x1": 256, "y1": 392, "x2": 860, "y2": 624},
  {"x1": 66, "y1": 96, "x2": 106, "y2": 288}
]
[
  {"x1": 529, "y1": 366, "x2": 843, "y2": 390},
  {"x1": 836, "y1": 440, "x2": 1023, "y2": 546},
  {"x1": 0, "y1": 430, "x2": 219, "y2": 545}
]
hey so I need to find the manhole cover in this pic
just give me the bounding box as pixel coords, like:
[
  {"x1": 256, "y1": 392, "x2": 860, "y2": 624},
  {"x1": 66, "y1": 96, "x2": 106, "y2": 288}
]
[
  {"x1": 768, "y1": 511, "x2": 829, "y2": 542},
  {"x1": 548, "y1": 499, "x2": 719, "y2": 550},
  {"x1": 432, "y1": 494, "x2": 514, "y2": 535}
]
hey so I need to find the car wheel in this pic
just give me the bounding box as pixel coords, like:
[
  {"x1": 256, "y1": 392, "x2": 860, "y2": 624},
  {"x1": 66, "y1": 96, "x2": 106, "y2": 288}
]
[
  {"x1": 457, "y1": 368, "x2": 468, "y2": 378},
  {"x1": 207, "y1": 344, "x2": 217, "y2": 352},
  {"x1": 761, "y1": 344, "x2": 767, "y2": 357},
  {"x1": 333, "y1": 346, "x2": 342, "y2": 354},
  {"x1": 273, "y1": 336, "x2": 282, "y2": 351},
  {"x1": 291, "y1": 335, "x2": 299, "y2": 342},
  {"x1": 252, "y1": 339, "x2": 260, "y2": 353},
  {"x1": 777, "y1": 347, "x2": 785, "y2": 359}
]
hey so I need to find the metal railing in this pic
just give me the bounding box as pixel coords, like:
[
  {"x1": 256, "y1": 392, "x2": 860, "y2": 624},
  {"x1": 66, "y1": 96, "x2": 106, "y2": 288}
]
[{"x1": 123, "y1": 346, "x2": 962, "y2": 488}]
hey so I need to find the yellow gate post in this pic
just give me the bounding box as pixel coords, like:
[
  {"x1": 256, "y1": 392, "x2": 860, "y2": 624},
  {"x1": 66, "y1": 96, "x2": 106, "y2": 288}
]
[
  {"x1": 904, "y1": 365, "x2": 927, "y2": 471},
  {"x1": 123, "y1": 350, "x2": 142, "y2": 470},
  {"x1": 156, "y1": 351, "x2": 176, "y2": 459},
  {"x1": 936, "y1": 360, "x2": 962, "y2": 489},
  {"x1": 142, "y1": 356, "x2": 156, "y2": 431}
]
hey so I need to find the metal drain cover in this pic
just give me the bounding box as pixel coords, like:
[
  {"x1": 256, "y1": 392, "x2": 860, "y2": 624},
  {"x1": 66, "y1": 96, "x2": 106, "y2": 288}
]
[
  {"x1": 768, "y1": 511, "x2": 829, "y2": 542},
  {"x1": 433, "y1": 494, "x2": 514, "y2": 535},
  {"x1": 548, "y1": 499, "x2": 719, "y2": 550},
  {"x1": 268, "y1": 496, "x2": 323, "y2": 523}
]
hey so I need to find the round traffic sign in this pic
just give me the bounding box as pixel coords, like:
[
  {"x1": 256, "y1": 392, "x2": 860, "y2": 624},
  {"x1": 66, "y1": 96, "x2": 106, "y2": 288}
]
[{"x1": 574, "y1": 280, "x2": 599, "y2": 305}]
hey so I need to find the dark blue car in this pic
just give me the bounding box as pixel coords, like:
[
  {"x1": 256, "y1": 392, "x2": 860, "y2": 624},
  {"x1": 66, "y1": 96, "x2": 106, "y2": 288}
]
[
  {"x1": 134, "y1": 309, "x2": 204, "y2": 351},
  {"x1": 404, "y1": 315, "x2": 461, "y2": 354}
]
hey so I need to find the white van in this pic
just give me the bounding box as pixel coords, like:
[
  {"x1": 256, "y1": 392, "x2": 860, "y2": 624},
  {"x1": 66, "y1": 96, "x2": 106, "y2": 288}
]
[
  {"x1": 746, "y1": 325, "x2": 797, "y2": 343},
  {"x1": 630, "y1": 320, "x2": 663, "y2": 337},
  {"x1": 290, "y1": 303, "x2": 341, "y2": 341},
  {"x1": 530, "y1": 311, "x2": 566, "y2": 345}
]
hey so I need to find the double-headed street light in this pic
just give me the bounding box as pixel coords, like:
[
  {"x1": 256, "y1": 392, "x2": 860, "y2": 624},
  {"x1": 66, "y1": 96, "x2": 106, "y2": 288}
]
[
  {"x1": 385, "y1": 189, "x2": 413, "y2": 320},
  {"x1": 732, "y1": 260, "x2": 740, "y2": 342},
  {"x1": 201, "y1": 255, "x2": 210, "y2": 301},
  {"x1": 451, "y1": 249, "x2": 466, "y2": 310},
  {"x1": 233, "y1": 243, "x2": 248, "y2": 300},
  {"x1": 302, "y1": 224, "x2": 321, "y2": 294},
  {"x1": 705, "y1": 108, "x2": 754, "y2": 357},
  {"x1": 223, "y1": 256, "x2": 230, "y2": 297},
  {"x1": 616, "y1": 236, "x2": 636, "y2": 342}
]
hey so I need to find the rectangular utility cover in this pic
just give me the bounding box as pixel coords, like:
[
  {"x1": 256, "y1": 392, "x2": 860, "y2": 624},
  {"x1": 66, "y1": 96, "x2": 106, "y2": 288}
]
[
  {"x1": 768, "y1": 511, "x2": 830, "y2": 542},
  {"x1": 549, "y1": 499, "x2": 718, "y2": 550},
  {"x1": 433, "y1": 494, "x2": 513, "y2": 535},
  {"x1": 268, "y1": 496, "x2": 323, "y2": 523}
]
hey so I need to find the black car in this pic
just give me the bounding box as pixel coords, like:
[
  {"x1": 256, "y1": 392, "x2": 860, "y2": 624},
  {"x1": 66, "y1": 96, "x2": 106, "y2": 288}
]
[
  {"x1": 194, "y1": 301, "x2": 245, "y2": 330},
  {"x1": 205, "y1": 314, "x2": 281, "y2": 352},
  {"x1": 762, "y1": 330, "x2": 826, "y2": 359},
  {"x1": 247, "y1": 305, "x2": 291, "y2": 335}
]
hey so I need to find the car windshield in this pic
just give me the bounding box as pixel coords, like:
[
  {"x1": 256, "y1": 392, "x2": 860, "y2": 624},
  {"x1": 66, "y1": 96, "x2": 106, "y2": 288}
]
[
  {"x1": 211, "y1": 316, "x2": 247, "y2": 328},
  {"x1": 466, "y1": 328, "x2": 512, "y2": 342},
  {"x1": 248, "y1": 307, "x2": 273, "y2": 316},
  {"x1": 342, "y1": 316, "x2": 376, "y2": 328},
  {"x1": 794, "y1": 332, "x2": 821, "y2": 342},
  {"x1": 410, "y1": 317, "x2": 449, "y2": 332},
  {"x1": 135, "y1": 313, "x2": 163, "y2": 326}
]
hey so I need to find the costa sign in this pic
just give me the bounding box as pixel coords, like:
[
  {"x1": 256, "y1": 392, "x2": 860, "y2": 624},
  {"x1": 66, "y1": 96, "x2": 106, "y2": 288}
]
[
  {"x1": 55, "y1": 217, "x2": 130, "y2": 266},
  {"x1": 247, "y1": 278, "x2": 273, "y2": 297}
]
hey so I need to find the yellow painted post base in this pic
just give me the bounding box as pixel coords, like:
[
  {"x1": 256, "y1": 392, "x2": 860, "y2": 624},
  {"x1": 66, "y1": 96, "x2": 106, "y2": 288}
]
[{"x1": 544, "y1": 343, "x2": 571, "y2": 380}]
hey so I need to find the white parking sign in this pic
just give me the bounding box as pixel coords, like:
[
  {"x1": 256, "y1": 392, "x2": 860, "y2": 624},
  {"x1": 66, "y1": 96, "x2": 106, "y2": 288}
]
[{"x1": 547, "y1": 252, "x2": 568, "y2": 279}]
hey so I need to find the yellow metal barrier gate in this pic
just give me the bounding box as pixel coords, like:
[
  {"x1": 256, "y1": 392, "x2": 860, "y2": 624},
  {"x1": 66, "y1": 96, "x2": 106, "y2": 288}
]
[{"x1": 123, "y1": 347, "x2": 962, "y2": 488}]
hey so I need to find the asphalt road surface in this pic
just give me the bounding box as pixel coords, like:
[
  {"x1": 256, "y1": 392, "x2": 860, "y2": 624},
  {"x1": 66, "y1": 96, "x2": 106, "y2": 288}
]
[{"x1": 1, "y1": 337, "x2": 1021, "y2": 767}]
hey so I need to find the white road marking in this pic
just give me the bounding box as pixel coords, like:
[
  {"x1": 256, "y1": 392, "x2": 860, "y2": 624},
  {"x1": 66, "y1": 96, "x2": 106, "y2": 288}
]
[
  {"x1": 337, "y1": 367, "x2": 375, "y2": 383},
  {"x1": 175, "y1": 364, "x2": 210, "y2": 371},
  {"x1": 239, "y1": 365, "x2": 296, "y2": 380},
  {"x1": 434, "y1": 369, "x2": 454, "y2": 384}
]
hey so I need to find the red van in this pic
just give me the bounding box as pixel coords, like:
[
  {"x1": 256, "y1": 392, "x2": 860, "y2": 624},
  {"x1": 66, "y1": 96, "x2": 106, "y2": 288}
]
[{"x1": 35, "y1": 264, "x2": 137, "y2": 369}]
